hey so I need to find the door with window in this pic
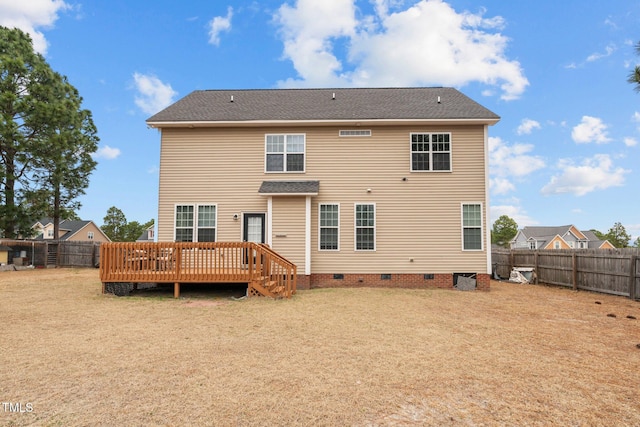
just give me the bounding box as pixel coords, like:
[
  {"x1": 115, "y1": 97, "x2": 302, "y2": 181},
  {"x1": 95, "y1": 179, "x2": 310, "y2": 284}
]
[{"x1": 243, "y1": 213, "x2": 266, "y2": 266}]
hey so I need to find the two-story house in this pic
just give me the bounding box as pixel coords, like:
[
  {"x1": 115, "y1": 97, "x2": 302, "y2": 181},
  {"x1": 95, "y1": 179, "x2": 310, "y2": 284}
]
[
  {"x1": 510, "y1": 225, "x2": 615, "y2": 250},
  {"x1": 147, "y1": 87, "x2": 499, "y2": 290},
  {"x1": 31, "y1": 218, "x2": 111, "y2": 243}
]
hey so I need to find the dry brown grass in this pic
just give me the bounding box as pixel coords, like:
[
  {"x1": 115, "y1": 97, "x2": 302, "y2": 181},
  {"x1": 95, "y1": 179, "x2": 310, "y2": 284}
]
[{"x1": 1, "y1": 268, "x2": 640, "y2": 426}]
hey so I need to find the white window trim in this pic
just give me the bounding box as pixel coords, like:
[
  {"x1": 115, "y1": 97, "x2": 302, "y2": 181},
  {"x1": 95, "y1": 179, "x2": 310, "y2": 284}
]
[
  {"x1": 173, "y1": 203, "x2": 218, "y2": 242},
  {"x1": 318, "y1": 203, "x2": 340, "y2": 251},
  {"x1": 87, "y1": 231, "x2": 94, "y2": 240},
  {"x1": 354, "y1": 203, "x2": 376, "y2": 252},
  {"x1": 461, "y1": 202, "x2": 483, "y2": 251},
  {"x1": 264, "y1": 133, "x2": 306, "y2": 173},
  {"x1": 410, "y1": 132, "x2": 452, "y2": 172}
]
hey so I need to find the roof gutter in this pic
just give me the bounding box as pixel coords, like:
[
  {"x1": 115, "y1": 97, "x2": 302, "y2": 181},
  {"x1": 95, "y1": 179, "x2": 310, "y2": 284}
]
[{"x1": 146, "y1": 118, "x2": 500, "y2": 129}]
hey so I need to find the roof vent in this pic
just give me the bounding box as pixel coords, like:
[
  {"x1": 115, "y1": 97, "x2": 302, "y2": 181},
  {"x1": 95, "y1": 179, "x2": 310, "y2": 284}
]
[
  {"x1": 230, "y1": 95, "x2": 234, "y2": 102},
  {"x1": 332, "y1": 92, "x2": 336, "y2": 100},
  {"x1": 437, "y1": 96, "x2": 441, "y2": 104}
]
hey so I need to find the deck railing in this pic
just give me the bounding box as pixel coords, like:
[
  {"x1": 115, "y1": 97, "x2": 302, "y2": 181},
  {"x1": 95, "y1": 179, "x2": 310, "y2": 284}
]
[{"x1": 99, "y1": 242, "x2": 297, "y2": 298}]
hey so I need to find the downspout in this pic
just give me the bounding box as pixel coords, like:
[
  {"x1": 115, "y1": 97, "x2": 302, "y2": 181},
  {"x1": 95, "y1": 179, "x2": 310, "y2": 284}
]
[{"x1": 305, "y1": 196, "x2": 311, "y2": 276}]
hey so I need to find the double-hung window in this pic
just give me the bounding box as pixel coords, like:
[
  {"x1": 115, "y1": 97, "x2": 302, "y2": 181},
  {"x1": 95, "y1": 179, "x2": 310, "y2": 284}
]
[
  {"x1": 319, "y1": 204, "x2": 339, "y2": 251},
  {"x1": 411, "y1": 133, "x2": 451, "y2": 171},
  {"x1": 266, "y1": 134, "x2": 305, "y2": 172},
  {"x1": 175, "y1": 204, "x2": 217, "y2": 242},
  {"x1": 462, "y1": 203, "x2": 482, "y2": 250},
  {"x1": 355, "y1": 203, "x2": 375, "y2": 251}
]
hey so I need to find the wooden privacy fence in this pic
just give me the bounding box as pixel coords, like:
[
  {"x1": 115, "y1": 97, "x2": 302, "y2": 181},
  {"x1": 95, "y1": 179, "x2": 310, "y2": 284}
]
[
  {"x1": 492, "y1": 248, "x2": 640, "y2": 299},
  {"x1": 0, "y1": 240, "x2": 101, "y2": 268},
  {"x1": 100, "y1": 241, "x2": 297, "y2": 298}
]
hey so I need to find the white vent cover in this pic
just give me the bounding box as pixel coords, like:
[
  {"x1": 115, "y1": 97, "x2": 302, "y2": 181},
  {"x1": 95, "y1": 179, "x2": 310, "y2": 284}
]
[{"x1": 339, "y1": 130, "x2": 372, "y2": 137}]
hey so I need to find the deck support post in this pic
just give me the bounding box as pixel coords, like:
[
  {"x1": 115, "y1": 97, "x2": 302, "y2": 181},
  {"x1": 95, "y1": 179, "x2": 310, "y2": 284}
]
[{"x1": 174, "y1": 282, "x2": 180, "y2": 298}]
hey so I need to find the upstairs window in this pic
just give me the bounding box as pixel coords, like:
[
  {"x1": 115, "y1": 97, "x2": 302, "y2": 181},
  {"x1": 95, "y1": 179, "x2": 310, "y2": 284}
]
[
  {"x1": 87, "y1": 231, "x2": 94, "y2": 240},
  {"x1": 266, "y1": 134, "x2": 305, "y2": 172},
  {"x1": 411, "y1": 133, "x2": 451, "y2": 171}
]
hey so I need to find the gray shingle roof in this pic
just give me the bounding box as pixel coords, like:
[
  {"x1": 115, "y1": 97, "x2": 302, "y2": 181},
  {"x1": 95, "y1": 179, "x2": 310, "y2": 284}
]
[
  {"x1": 147, "y1": 87, "x2": 499, "y2": 124},
  {"x1": 259, "y1": 181, "x2": 320, "y2": 195},
  {"x1": 521, "y1": 226, "x2": 573, "y2": 239}
]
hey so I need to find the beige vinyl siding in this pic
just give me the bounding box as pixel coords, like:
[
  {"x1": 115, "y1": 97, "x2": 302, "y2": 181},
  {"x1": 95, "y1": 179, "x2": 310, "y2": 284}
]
[
  {"x1": 157, "y1": 124, "x2": 489, "y2": 274},
  {"x1": 158, "y1": 128, "x2": 269, "y2": 242},
  {"x1": 271, "y1": 197, "x2": 306, "y2": 268}
]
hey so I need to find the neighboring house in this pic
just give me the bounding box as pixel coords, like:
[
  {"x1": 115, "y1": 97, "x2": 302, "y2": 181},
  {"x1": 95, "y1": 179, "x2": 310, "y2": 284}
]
[
  {"x1": 136, "y1": 224, "x2": 155, "y2": 242},
  {"x1": 510, "y1": 225, "x2": 615, "y2": 250},
  {"x1": 31, "y1": 218, "x2": 111, "y2": 243},
  {"x1": 146, "y1": 87, "x2": 500, "y2": 290}
]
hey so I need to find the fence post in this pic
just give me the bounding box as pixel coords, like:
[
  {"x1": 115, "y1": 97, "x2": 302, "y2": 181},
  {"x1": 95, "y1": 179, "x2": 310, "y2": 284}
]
[
  {"x1": 572, "y1": 252, "x2": 577, "y2": 291},
  {"x1": 629, "y1": 255, "x2": 637, "y2": 300}
]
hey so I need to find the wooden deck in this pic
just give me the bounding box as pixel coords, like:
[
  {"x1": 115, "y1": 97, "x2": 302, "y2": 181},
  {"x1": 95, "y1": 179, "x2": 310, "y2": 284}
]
[{"x1": 99, "y1": 242, "x2": 297, "y2": 298}]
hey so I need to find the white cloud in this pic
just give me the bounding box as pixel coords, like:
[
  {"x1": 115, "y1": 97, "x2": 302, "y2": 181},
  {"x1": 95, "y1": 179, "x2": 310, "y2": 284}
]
[
  {"x1": 208, "y1": 6, "x2": 233, "y2": 46},
  {"x1": 516, "y1": 118, "x2": 541, "y2": 135},
  {"x1": 571, "y1": 116, "x2": 611, "y2": 144},
  {"x1": 633, "y1": 111, "x2": 640, "y2": 122},
  {"x1": 490, "y1": 177, "x2": 515, "y2": 195},
  {"x1": 132, "y1": 73, "x2": 177, "y2": 115},
  {"x1": 540, "y1": 154, "x2": 628, "y2": 196},
  {"x1": 274, "y1": 0, "x2": 528, "y2": 100},
  {"x1": 92, "y1": 145, "x2": 121, "y2": 160},
  {"x1": 490, "y1": 203, "x2": 537, "y2": 228},
  {"x1": 623, "y1": 137, "x2": 638, "y2": 147},
  {"x1": 0, "y1": 0, "x2": 70, "y2": 54},
  {"x1": 488, "y1": 136, "x2": 545, "y2": 179},
  {"x1": 275, "y1": 0, "x2": 358, "y2": 86},
  {"x1": 586, "y1": 43, "x2": 616, "y2": 62}
]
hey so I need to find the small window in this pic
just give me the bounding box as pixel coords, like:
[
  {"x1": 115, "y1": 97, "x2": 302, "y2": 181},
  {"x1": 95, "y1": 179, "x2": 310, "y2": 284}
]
[
  {"x1": 529, "y1": 241, "x2": 537, "y2": 250},
  {"x1": 411, "y1": 133, "x2": 451, "y2": 171},
  {"x1": 319, "y1": 204, "x2": 339, "y2": 251},
  {"x1": 339, "y1": 130, "x2": 371, "y2": 137},
  {"x1": 355, "y1": 203, "x2": 375, "y2": 251},
  {"x1": 554, "y1": 241, "x2": 561, "y2": 249},
  {"x1": 462, "y1": 203, "x2": 482, "y2": 250},
  {"x1": 87, "y1": 231, "x2": 94, "y2": 240},
  {"x1": 265, "y1": 134, "x2": 305, "y2": 172}
]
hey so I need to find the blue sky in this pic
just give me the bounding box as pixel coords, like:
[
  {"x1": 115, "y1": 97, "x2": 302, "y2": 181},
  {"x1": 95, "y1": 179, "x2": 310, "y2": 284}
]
[{"x1": 2, "y1": 0, "x2": 640, "y2": 240}]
